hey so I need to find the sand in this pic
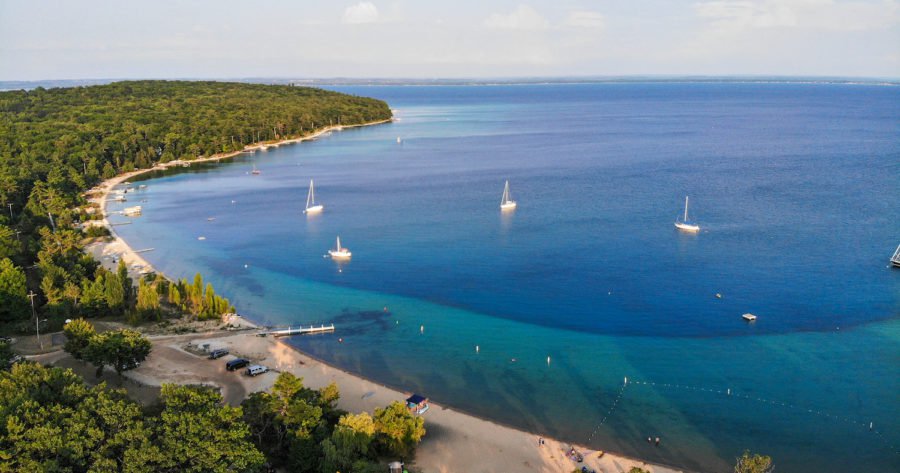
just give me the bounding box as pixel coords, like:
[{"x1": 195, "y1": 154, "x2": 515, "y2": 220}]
[{"x1": 78, "y1": 121, "x2": 684, "y2": 473}]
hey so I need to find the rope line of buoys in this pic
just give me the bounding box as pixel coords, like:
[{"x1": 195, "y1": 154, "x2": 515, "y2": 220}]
[
  {"x1": 625, "y1": 378, "x2": 899, "y2": 456},
  {"x1": 587, "y1": 377, "x2": 629, "y2": 443}
]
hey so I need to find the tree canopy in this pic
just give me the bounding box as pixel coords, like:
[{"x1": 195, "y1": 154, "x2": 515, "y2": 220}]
[{"x1": 0, "y1": 363, "x2": 265, "y2": 472}]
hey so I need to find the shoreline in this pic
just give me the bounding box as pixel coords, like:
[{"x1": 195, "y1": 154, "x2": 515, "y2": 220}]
[{"x1": 85, "y1": 119, "x2": 684, "y2": 473}]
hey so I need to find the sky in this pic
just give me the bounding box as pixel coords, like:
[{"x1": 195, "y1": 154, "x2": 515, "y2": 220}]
[{"x1": 1, "y1": 0, "x2": 899, "y2": 80}]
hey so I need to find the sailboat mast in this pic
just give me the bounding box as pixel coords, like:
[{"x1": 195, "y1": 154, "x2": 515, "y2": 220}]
[
  {"x1": 336, "y1": 236, "x2": 341, "y2": 251},
  {"x1": 684, "y1": 196, "x2": 689, "y2": 222}
]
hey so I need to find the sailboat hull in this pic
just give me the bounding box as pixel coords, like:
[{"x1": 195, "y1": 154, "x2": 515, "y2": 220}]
[
  {"x1": 328, "y1": 250, "x2": 351, "y2": 258},
  {"x1": 674, "y1": 222, "x2": 700, "y2": 232},
  {"x1": 304, "y1": 205, "x2": 324, "y2": 214},
  {"x1": 500, "y1": 202, "x2": 517, "y2": 210}
]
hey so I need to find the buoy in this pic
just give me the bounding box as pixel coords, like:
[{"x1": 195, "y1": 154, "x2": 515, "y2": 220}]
[
  {"x1": 244, "y1": 264, "x2": 249, "y2": 268},
  {"x1": 420, "y1": 325, "x2": 424, "y2": 334},
  {"x1": 727, "y1": 388, "x2": 731, "y2": 396},
  {"x1": 383, "y1": 306, "x2": 388, "y2": 312},
  {"x1": 475, "y1": 345, "x2": 480, "y2": 353},
  {"x1": 547, "y1": 356, "x2": 551, "y2": 365},
  {"x1": 338, "y1": 338, "x2": 343, "y2": 343}
]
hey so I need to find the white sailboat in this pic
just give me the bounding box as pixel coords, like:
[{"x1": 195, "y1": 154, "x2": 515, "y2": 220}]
[
  {"x1": 500, "y1": 180, "x2": 517, "y2": 210},
  {"x1": 674, "y1": 196, "x2": 700, "y2": 232},
  {"x1": 328, "y1": 236, "x2": 351, "y2": 259},
  {"x1": 251, "y1": 162, "x2": 261, "y2": 175},
  {"x1": 304, "y1": 179, "x2": 323, "y2": 214}
]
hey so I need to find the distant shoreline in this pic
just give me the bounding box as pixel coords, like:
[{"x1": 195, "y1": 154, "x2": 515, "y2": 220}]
[{"x1": 5, "y1": 76, "x2": 898, "y2": 92}]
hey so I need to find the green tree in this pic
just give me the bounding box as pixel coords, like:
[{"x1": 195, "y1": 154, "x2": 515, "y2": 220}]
[
  {"x1": 150, "y1": 384, "x2": 265, "y2": 472},
  {"x1": 321, "y1": 412, "x2": 377, "y2": 473},
  {"x1": 373, "y1": 401, "x2": 426, "y2": 458},
  {"x1": 0, "y1": 341, "x2": 16, "y2": 370},
  {"x1": 63, "y1": 318, "x2": 96, "y2": 360},
  {"x1": 136, "y1": 278, "x2": 160, "y2": 320},
  {"x1": 0, "y1": 224, "x2": 20, "y2": 261},
  {"x1": 117, "y1": 259, "x2": 132, "y2": 301},
  {"x1": 734, "y1": 450, "x2": 774, "y2": 473},
  {"x1": 104, "y1": 270, "x2": 125, "y2": 314},
  {"x1": 84, "y1": 328, "x2": 151, "y2": 376},
  {"x1": 0, "y1": 258, "x2": 28, "y2": 323}
]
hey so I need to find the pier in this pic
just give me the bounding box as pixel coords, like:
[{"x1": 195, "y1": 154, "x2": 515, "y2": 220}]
[{"x1": 264, "y1": 324, "x2": 335, "y2": 337}]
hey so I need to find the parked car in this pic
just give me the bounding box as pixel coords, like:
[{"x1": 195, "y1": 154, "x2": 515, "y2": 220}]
[
  {"x1": 208, "y1": 348, "x2": 229, "y2": 359},
  {"x1": 246, "y1": 365, "x2": 268, "y2": 377},
  {"x1": 225, "y1": 358, "x2": 250, "y2": 371}
]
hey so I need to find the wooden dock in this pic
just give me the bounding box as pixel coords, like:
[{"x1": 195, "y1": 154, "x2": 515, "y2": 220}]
[{"x1": 265, "y1": 324, "x2": 335, "y2": 337}]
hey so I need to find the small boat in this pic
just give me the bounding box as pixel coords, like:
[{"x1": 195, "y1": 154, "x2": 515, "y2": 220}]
[
  {"x1": 123, "y1": 206, "x2": 142, "y2": 216},
  {"x1": 304, "y1": 179, "x2": 323, "y2": 214},
  {"x1": 742, "y1": 313, "x2": 757, "y2": 322},
  {"x1": 197, "y1": 236, "x2": 206, "y2": 241},
  {"x1": 251, "y1": 163, "x2": 261, "y2": 175},
  {"x1": 396, "y1": 137, "x2": 402, "y2": 144},
  {"x1": 891, "y1": 244, "x2": 900, "y2": 268},
  {"x1": 674, "y1": 196, "x2": 700, "y2": 232},
  {"x1": 500, "y1": 180, "x2": 517, "y2": 210},
  {"x1": 328, "y1": 236, "x2": 351, "y2": 259}
]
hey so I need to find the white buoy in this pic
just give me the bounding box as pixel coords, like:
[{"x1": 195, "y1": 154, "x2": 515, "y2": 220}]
[
  {"x1": 475, "y1": 345, "x2": 480, "y2": 353},
  {"x1": 420, "y1": 325, "x2": 424, "y2": 334}
]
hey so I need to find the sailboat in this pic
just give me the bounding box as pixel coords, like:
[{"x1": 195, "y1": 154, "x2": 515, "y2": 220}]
[
  {"x1": 304, "y1": 179, "x2": 323, "y2": 214},
  {"x1": 674, "y1": 196, "x2": 700, "y2": 232},
  {"x1": 251, "y1": 162, "x2": 261, "y2": 175},
  {"x1": 500, "y1": 180, "x2": 517, "y2": 210},
  {"x1": 328, "y1": 236, "x2": 351, "y2": 259}
]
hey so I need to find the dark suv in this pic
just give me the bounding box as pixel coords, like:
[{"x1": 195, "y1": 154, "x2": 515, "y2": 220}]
[{"x1": 225, "y1": 358, "x2": 250, "y2": 371}]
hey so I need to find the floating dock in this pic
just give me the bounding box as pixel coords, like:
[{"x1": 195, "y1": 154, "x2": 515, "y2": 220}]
[
  {"x1": 742, "y1": 313, "x2": 757, "y2": 322},
  {"x1": 265, "y1": 324, "x2": 335, "y2": 337}
]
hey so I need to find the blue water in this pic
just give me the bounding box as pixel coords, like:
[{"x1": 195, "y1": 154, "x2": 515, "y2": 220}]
[{"x1": 113, "y1": 83, "x2": 900, "y2": 472}]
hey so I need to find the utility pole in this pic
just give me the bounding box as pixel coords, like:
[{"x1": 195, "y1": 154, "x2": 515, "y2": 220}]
[{"x1": 28, "y1": 291, "x2": 41, "y2": 351}]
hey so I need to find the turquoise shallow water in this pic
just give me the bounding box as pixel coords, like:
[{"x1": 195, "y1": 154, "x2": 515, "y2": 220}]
[{"x1": 114, "y1": 83, "x2": 899, "y2": 472}]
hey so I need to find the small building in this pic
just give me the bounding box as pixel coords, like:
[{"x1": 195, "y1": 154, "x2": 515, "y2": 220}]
[{"x1": 406, "y1": 394, "x2": 429, "y2": 415}]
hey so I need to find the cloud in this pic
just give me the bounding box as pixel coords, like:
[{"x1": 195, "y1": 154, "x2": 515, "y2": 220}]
[
  {"x1": 342, "y1": 2, "x2": 379, "y2": 24},
  {"x1": 484, "y1": 5, "x2": 549, "y2": 30},
  {"x1": 565, "y1": 10, "x2": 606, "y2": 29},
  {"x1": 693, "y1": 0, "x2": 900, "y2": 32}
]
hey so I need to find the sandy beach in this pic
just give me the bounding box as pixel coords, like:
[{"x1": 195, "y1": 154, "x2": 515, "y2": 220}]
[
  {"x1": 35, "y1": 326, "x2": 682, "y2": 473},
  {"x1": 80, "y1": 122, "x2": 684, "y2": 473}
]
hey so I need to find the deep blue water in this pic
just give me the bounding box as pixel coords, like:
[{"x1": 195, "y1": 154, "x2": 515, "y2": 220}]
[{"x1": 114, "y1": 83, "x2": 900, "y2": 472}]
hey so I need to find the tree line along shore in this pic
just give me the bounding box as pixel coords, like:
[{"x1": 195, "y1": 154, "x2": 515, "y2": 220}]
[{"x1": 0, "y1": 81, "x2": 408, "y2": 471}]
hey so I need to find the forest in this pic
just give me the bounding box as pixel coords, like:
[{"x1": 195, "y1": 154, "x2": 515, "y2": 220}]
[{"x1": 0, "y1": 81, "x2": 391, "y2": 330}]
